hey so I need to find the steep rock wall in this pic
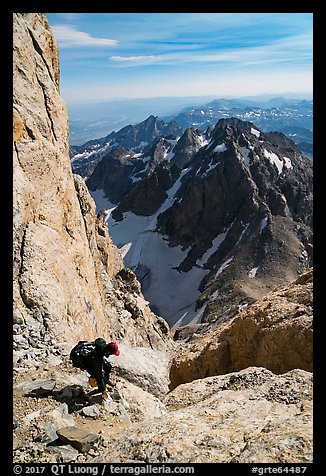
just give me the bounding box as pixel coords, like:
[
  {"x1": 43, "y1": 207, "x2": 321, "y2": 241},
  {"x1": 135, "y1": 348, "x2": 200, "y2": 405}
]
[{"x1": 13, "y1": 13, "x2": 171, "y2": 349}]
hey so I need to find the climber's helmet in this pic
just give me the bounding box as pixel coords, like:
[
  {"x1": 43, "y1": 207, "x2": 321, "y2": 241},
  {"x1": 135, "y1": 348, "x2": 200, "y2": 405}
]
[{"x1": 104, "y1": 342, "x2": 120, "y2": 356}]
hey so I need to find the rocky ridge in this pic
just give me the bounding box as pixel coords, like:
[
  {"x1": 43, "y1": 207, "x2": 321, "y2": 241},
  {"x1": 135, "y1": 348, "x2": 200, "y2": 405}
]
[
  {"x1": 90, "y1": 115, "x2": 313, "y2": 327},
  {"x1": 70, "y1": 115, "x2": 182, "y2": 178}
]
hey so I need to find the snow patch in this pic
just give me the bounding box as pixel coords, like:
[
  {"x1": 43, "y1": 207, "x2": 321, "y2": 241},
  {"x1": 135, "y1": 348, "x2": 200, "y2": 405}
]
[
  {"x1": 138, "y1": 141, "x2": 149, "y2": 148},
  {"x1": 164, "y1": 148, "x2": 175, "y2": 162},
  {"x1": 248, "y1": 267, "x2": 259, "y2": 278},
  {"x1": 198, "y1": 135, "x2": 210, "y2": 148},
  {"x1": 197, "y1": 230, "x2": 229, "y2": 266},
  {"x1": 151, "y1": 168, "x2": 190, "y2": 226},
  {"x1": 215, "y1": 256, "x2": 234, "y2": 278},
  {"x1": 235, "y1": 222, "x2": 249, "y2": 246},
  {"x1": 260, "y1": 216, "x2": 268, "y2": 233},
  {"x1": 210, "y1": 289, "x2": 219, "y2": 301},
  {"x1": 89, "y1": 189, "x2": 116, "y2": 213},
  {"x1": 251, "y1": 128, "x2": 260, "y2": 138},
  {"x1": 281, "y1": 194, "x2": 287, "y2": 203},
  {"x1": 172, "y1": 301, "x2": 208, "y2": 329},
  {"x1": 283, "y1": 156, "x2": 293, "y2": 169},
  {"x1": 105, "y1": 167, "x2": 205, "y2": 326},
  {"x1": 263, "y1": 149, "x2": 284, "y2": 174},
  {"x1": 240, "y1": 147, "x2": 251, "y2": 166},
  {"x1": 213, "y1": 143, "x2": 227, "y2": 153},
  {"x1": 204, "y1": 138, "x2": 213, "y2": 149},
  {"x1": 166, "y1": 137, "x2": 180, "y2": 146},
  {"x1": 71, "y1": 150, "x2": 96, "y2": 162},
  {"x1": 119, "y1": 242, "x2": 132, "y2": 258},
  {"x1": 201, "y1": 160, "x2": 219, "y2": 177}
]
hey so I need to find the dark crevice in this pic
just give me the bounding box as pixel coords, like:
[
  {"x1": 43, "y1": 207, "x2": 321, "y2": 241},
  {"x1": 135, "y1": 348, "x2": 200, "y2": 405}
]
[
  {"x1": 145, "y1": 331, "x2": 155, "y2": 350},
  {"x1": 27, "y1": 28, "x2": 58, "y2": 142},
  {"x1": 17, "y1": 226, "x2": 32, "y2": 310},
  {"x1": 35, "y1": 74, "x2": 57, "y2": 142},
  {"x1": 14, "y1": 142, "x2": 23, "y2": 167},
  {"x1": 25, "y1": 125, "x2": 36, "y2": 140}
]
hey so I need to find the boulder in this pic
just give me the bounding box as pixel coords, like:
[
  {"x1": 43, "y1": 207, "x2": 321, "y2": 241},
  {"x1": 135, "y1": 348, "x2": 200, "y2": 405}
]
[
  {"x1": 17, "y1": 378, "x2": 56, "y2": 397},
  {"x1": 81, "y1": 405, "x2": 101, "y2": 419},
  {"x1": 56, "y1": 426, "x2": 100, "y2": 453},
  {"x1": 111, "y1": 343, "x2": 171, "y2": 399}
]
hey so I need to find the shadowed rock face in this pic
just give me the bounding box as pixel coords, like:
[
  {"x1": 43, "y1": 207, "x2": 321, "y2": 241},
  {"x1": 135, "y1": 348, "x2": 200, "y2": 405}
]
[
  {"x1": 13, "y1": 13, "x2": 171, "y2": 350},
  {"x1": 70, "y1": 116, "x2": 182, "y2": 178},
  {"x1": 100, "y1": 113, "x2": 312, "y2": 327},
  {"x1": 169, "y1": 268, "x2": 313, "y2": 390},
  {"x1": 104, "y1": 114, "x2": 182, "y2": 151}
]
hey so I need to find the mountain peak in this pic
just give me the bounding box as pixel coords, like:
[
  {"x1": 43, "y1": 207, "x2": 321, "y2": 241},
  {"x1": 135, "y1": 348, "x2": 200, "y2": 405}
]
[
  {"x1": 144, "y1": 114, "x2": 159, "y2": 123},
  {"x1": 208, "y1": 117, "x2": 261, "y2": 147},
  {"x1": 215, "y1": 117, "x2": 258, "y2": 132}
]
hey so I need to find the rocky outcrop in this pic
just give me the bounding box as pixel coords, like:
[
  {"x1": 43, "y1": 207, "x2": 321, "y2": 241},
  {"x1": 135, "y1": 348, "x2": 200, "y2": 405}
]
[
  {"x1": 114, "y1": 160, "x2": 180, "y2": 217},
  {"x1": 13, "y1": 13, "x2": 171, "y2": 349},
  {"x1": 169, "y1": 269, "x2": 313, "y2": 389},
  {"x1": 86, "y1": 146, "x2": 142, "y2": 204},
  {"x1": 87, "y1": 137, "x2": 180, "y2": 214},
  {"x1": 111, "y1": 342, "x2": 171, "y2": 398},
  {"x1": 170, "y1": 127, "x2": 206, "y2": 168},
  {"x1": 14, "y1": 348, "x2": 312, "y2": 463},
  {"x1": 95, "y1": 367, "x2": 312, "y2": 463}
]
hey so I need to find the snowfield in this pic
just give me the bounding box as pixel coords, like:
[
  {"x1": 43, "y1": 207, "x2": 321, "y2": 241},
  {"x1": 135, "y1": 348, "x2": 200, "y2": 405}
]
[{"x1": 90, "y1": 185, "x2": 211, "y2": 327}]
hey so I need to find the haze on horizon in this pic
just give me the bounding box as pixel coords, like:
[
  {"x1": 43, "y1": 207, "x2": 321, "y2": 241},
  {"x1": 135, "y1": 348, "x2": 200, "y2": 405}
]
[{"x1": 46, "y1": 13, "x2": 313, "y2": 107}]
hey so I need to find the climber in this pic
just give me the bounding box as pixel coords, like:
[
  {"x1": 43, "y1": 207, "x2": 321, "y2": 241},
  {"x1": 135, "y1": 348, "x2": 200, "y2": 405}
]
[{"x1": 70, "y1": 338, "x2": 120, "y2": 401}]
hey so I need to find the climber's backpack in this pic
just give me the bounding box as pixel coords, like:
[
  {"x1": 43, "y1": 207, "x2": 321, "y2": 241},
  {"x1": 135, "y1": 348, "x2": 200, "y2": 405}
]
[{"x1": 70, "y1": 340, "x2": 96, "y2": 369}]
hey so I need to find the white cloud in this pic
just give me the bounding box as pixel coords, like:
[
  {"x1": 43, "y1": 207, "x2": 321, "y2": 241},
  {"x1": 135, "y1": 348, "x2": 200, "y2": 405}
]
[
  {"x1": 110, "y1": 55, "x2": 161, "y2": 62},
  {"x1": 52, "y1": 25, "x2": 118, "y2": 48},
  {"x1": 106, "y1": 32, "x2": 311, "y2": 69}
]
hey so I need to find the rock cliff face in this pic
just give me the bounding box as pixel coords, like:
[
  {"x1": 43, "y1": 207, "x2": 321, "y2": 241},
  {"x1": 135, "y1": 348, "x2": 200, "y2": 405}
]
[
  {"x1": 13, "y1": 13, "x2": 171, "y2": 350},
  {"x1": 169, "y1": 268, "x2": 313, "y2": 389}
]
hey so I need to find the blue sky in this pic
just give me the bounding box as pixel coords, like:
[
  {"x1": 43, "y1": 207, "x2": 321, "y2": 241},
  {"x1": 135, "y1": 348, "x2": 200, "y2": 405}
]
[{"x1": 46, "y1": 13, "x2": 313, "y2": 106}]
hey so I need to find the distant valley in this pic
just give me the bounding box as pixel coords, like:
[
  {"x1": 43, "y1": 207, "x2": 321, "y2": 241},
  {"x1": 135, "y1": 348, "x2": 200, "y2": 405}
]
[
  {"x1": 70, "y1": 96, "x2": 313, "y2": 161},
  {"x1": 168, "y1": 97, "x2": 313, "y2": 159}
]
